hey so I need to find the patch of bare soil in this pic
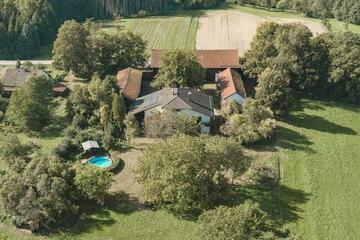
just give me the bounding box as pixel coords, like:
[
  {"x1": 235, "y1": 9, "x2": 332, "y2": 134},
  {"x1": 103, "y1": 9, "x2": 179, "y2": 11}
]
[
  {"x1": 110, "y1": 138, "x2": 158, "y2": 201},
  {"x1": 196, "y1": 11, "x2": 327, "y2": 56}
]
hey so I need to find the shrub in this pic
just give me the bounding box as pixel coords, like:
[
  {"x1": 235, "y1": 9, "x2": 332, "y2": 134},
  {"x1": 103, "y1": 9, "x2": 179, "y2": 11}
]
[
  {"x1": 221, "y1": 99, "x2": 276, "y2": 144},
  {"x1": 74, "y1": 164, "x2": 112, "y2": 205},
  {"x1": 53, "y1": 137, "x2": 81, "y2": 160},
  {"x1": 246, "y1": 161, "x2": 280, "y2": 187},
  {"x1": 124, "y1": 114, "x2": 141, "y2": 142},
  {"x1": 144, "y1": 110, "x2": 201, "y2": 138},
  {"x1": 199, "y1": 201, "x2": 271, "y2": 240},
  {"x1": 0, "y1": 135, "x2": 30, "y2": 162}
]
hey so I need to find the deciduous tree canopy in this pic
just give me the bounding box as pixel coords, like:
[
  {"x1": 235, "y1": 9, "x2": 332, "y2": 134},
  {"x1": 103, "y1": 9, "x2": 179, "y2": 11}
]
[
  {"x1": 136, "y1": 135, "x2": 250, "y2": 214},
  {"x1": 153, "y1": 50, "x2": 205, "y2": 88},
  {"x1": 5, "y1": 75, "x2": 53, "y2": 131}
]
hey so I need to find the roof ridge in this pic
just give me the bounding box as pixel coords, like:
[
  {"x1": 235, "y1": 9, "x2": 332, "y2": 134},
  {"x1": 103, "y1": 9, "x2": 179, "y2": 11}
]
[
  {"x1": 162, "y1": 95, "x2": 191, "y2": 109},
  {"x1": 122, "y1": 67, "x2": 132, "y2": 92}
]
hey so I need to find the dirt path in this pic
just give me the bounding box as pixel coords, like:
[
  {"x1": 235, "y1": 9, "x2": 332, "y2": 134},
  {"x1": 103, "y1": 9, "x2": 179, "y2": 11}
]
[
  {"x1": 110, "y1": 148, "x2": 143, "y2": 200},
  {"x1": 196, "y1": 11, "x2": 327, "y2": 56}
]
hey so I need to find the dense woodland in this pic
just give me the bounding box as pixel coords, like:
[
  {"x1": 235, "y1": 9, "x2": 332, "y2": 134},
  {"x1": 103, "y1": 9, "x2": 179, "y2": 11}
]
[
  {"x1": 0, "y1": 0, "x2": 169, "y2": 59},
  {"x1": 234, "y1": 0, "x2": 360, "y2": 24}
]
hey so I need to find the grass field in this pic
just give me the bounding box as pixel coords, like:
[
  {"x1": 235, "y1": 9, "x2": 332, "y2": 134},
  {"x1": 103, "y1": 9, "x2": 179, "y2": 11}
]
[
  {"x1": 25, "y1": 4, "x2": 360, "y2": 60},
  {"x1": 101, "y1": 12, "x2": 200, "y2": 51},
  {"x1": 279, "y1": 99, "x2": 360, "y2": 239}
]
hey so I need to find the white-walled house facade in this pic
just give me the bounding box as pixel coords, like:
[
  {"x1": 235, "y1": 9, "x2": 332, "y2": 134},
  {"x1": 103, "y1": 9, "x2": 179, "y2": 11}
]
[{"x1": 129, "y1": 88, "x2": 214, "y2": 133}]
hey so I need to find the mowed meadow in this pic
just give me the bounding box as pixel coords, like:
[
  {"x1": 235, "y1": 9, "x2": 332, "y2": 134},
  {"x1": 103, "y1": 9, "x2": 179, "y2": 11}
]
[
  {"x1": 101, "y1": 12, "x2": 200, "y2": 51},
  {"x1": 279, "y1": 100, "x2": 360, "y2": 239}
]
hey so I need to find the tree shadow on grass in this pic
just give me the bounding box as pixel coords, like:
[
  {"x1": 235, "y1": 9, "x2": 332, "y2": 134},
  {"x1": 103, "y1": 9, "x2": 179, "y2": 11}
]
[
  {"x1": 277, "y1": 126, "x2": 315, "y2": 153},
  {"x1": 52, "y1": 191, "x2": 140, "y2": 236},
  {"x1": 285, "y1": 113, "x2": 357, "y2": 135},
  {"x1": 228, "y1": 184, "x2": 311, "y2": 226}
]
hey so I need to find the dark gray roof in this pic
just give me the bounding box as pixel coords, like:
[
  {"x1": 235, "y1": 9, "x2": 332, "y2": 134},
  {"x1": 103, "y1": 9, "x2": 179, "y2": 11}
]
[
  {"x1": 2, "y1": 68, "x2": 48, "y2": 92},
  {"x1": 130, "y1": 88, "x2": 214, "y2": 117}
]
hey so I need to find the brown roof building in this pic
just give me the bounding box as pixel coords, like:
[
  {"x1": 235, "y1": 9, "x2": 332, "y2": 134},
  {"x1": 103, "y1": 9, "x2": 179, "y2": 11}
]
[
  {"x1": 116, "y1": 67, "x2": 143, "y2": 101},
  {"x1": 2, "y1": 68, "x2": 48, "y2": 96},
  {"x1": 218, "y1": 68, "x2": 246, "y2": 105},
  {"x1": 150, "y1": 49, "x2": 240, "y2": 69}
]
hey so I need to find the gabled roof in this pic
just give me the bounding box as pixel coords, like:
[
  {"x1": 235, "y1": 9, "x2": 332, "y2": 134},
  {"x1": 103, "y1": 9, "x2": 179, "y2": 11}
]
[
  {"x1": 130, "y1": 88, "x2": 214, "y2": 117},
  {"x1": 150, "y1": 49, "x2": 240, "y2": 69},
  {"x1": 116, "y1": 67, "x2": 143, "y2": 100},
  {"x1": 2, "y1": 68, "x2": 48, "y2": 92},
  {"x1": 218, "y1": 68, "x2": 246, "y2": 100}
]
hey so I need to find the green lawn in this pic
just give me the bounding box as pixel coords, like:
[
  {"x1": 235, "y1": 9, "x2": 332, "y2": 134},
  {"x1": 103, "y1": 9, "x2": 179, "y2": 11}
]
[{"x1": 278, "y1": 99, "x2": 360, "y2": 239}]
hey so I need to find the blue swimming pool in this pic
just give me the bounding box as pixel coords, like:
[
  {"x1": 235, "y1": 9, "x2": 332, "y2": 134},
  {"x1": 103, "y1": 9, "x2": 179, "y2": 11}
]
[{"x1": 88, "y1": 156, "x2": 112, "y2": 168}]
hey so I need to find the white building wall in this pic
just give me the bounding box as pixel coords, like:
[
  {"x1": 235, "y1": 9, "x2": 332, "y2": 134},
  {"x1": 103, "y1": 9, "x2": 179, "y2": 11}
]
[{"x1": 225, "y1": 93, "x2": 245, "y2": 105}]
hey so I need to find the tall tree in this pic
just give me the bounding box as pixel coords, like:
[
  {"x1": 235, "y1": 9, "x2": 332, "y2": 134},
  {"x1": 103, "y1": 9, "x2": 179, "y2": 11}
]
[
  {"x1": 52, "y1": 20, "x2": 92, "y2": 78},
  {"x1": 153, "y1": 50, "x2": 205, "y2": 88},
  {"x1": 5, "y1": 75, "x2": 53, "y2": 131},
  {"x1": 256, "y1": 67, "x2": 292, "y2": 116}
]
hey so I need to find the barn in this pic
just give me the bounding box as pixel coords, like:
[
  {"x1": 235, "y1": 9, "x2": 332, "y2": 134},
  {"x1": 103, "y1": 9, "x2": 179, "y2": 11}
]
[{"x1": 150, "y1": 49, "x2": 240, "y2": 82}]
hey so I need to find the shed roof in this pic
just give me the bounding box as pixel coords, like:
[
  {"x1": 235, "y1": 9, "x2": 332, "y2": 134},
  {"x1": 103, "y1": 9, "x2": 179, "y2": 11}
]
[
  {"x1": 150, "y1": 49, "x2": 240, "y2": 69},
  {"x1": 81, "y1": 141, "x2": 100, "y2": 151},
  {"x1": 218, "y1": 68, "x2": 246, "y2": 100},
  {"x1": 52, "y1": 83, "x2": 69, "y2": 94},
  {"x1": 116, "y1": 67, "x2": 143, "y2": 100},
  {"x1": 130, "y1": 88, "x2": 214, "y2": 117}
]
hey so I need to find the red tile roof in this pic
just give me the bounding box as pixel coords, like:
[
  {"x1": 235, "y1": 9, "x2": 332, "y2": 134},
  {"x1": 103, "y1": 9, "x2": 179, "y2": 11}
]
[
  {"x1": 218, "y1": 68, "x2": 246, "y2": 100},
  {"x1": 117, "y1": 67, "x2": 143, "y2": 100},
  {"x1": 150, "y1": 49, "x2": 240, "y2": 69}
]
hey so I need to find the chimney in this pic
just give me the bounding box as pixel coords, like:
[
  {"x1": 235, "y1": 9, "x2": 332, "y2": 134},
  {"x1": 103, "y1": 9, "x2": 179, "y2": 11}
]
[{"x1": 188, "y1": 91, "x2": 192, "y2": 100}]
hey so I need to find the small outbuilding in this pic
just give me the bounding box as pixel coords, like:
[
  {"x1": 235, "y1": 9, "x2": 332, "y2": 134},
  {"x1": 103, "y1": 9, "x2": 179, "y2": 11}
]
[
  {"x1": 217, "y1": 68, "x2": 246, "y2": 105},
  {"x1": 116, "y1": 67, "x2": 143, "y2": 101},
  {"x1": 52, "y1": 83, "x2": 70, "y2": 97},
  {"x1": 81, "y1": 141, "x2": 100, "y2": 152}
]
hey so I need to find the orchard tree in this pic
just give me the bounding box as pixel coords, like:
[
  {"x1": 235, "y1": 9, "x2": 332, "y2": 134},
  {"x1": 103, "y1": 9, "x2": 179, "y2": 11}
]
[
  {"x1": 199, "y1": 201, "x2": 272, "y2": 240},
  {"x1": 136, "y1": 135, "x2": 249, "y2": 214},
  {"x1": 6, "y1": 75, "x2": 53, "y2": 131},
  {"x1": 153, "y1": 50, "x2": 205, "y2": 88}
]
